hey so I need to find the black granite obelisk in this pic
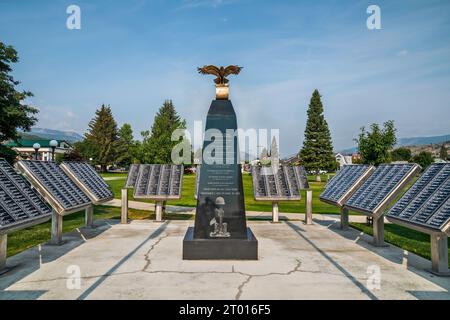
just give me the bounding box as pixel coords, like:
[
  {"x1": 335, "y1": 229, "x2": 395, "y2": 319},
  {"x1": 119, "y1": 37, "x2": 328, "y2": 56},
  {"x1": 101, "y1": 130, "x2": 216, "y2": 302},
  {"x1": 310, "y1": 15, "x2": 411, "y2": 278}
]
[{"x1": 183, "y1": 99, "x2": 258, "y2": 260}]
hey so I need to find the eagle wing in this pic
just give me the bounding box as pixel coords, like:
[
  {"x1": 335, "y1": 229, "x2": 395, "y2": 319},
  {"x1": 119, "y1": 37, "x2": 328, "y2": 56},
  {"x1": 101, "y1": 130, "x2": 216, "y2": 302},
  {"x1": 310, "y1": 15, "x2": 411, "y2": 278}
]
[
  {"x1": 223, "y1": 65, "x2": 242, "y2": 77},
  {"x1": 197, "y1": 65, "x2": 221, "y2": 77}
]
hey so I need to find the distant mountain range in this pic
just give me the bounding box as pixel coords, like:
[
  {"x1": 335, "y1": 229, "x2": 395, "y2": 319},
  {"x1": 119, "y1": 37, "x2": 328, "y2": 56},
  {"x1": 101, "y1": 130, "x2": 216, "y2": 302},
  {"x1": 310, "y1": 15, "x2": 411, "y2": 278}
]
[
  {"x1": 339, "y1": 134, "x2": 450, "y2": 154},
  {"x1": 19, "y1": 128, "x2": 84, "y2": 142},
  {"x1": 398, "y1": 134, "x2": 450, "y2": 146}
]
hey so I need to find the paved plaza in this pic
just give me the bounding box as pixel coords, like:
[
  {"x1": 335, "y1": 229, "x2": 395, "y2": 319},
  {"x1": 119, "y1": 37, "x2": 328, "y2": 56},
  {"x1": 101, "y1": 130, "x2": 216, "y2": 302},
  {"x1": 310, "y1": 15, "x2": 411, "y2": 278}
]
[{"x1": 1, "y1": 216, "x2": 449, "y2": 300}]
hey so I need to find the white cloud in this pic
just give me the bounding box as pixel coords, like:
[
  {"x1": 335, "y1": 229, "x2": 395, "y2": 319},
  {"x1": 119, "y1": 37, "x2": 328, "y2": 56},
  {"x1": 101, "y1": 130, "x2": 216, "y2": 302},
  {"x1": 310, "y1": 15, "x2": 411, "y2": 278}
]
[
  {"x1": 34, "y1": 105, "x2": 84, "y2": 133},
  {"x1": 66, "y1": 110, "x2": 76, "y2": 118}
]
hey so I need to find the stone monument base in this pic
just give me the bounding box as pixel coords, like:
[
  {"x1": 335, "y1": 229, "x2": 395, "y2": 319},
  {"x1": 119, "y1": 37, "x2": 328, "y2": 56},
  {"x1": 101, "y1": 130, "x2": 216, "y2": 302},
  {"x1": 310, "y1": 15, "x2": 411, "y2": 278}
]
[{"x1": 183, "y1": 227, "x2": 258, "y2": 260}]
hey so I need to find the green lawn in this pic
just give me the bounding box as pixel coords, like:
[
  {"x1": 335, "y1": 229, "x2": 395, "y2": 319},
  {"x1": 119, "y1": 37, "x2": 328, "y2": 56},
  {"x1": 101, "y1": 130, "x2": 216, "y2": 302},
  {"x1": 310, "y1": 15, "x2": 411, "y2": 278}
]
[
  {"x1": 351, "y1": 222, "x2": 450, "y2": 266},
  {"x1": 104, "y1": 172, "x2": 340, "y2": 215},
  {"x1": 6, "y1": 206, "x2": 193, "y2": 257},
  {"x1": 100, "y1": 172, "x2": 128, "y2": 178}
]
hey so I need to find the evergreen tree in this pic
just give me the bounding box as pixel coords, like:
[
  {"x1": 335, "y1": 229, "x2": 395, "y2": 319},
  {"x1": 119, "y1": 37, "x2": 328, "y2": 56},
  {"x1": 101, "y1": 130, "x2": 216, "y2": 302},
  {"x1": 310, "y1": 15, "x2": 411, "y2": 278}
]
[
  {"x1": 71, "y1": 139, "x2": 95, "y2": 161},
  {"x1": 85, "y1": 105, "x2": 118, "y2": 172},
  {"x1": 355, "y1": 120, "x2": 396, "y2": 166},
  {"x1": 440, "y1": 144, "x2": 448, "y2": 161},
  {"x1": 260, "y1": 147, "x2": 268, "y2": 159},
  {"x1": 141, "y1": 100, "x2": 186, "y2": 164},
  {"x1": 259, "y1": 147, "x2": 270, "y2": 166},
  {"x1": 299, "y1": 89, "x2": 335, "y2": 181},
  {"x1": 0, "y1": 42, "x2": 39, "y2": 163},
  {"x1": 115, "y1": 123, "x2": 136, "y2": 167}
]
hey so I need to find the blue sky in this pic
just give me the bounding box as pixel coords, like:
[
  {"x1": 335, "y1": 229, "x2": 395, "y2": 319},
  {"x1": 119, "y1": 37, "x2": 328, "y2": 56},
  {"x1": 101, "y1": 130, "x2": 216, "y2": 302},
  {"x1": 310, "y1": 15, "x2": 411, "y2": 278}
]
[{"x1": 1, "y1": 0, "x2": 449, "y2": 156}]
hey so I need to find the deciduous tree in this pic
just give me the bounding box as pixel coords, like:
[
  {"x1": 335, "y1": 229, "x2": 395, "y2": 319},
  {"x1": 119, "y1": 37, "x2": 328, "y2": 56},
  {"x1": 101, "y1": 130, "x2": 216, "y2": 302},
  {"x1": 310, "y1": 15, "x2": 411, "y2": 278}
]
[
  {"x1": 391, "y1": 147, "x2": 412, "y2": 162},
  {"x1": 355, "y1": 120, "x2": 397, "y2": 166},
  {"x1": 413, "y1": 151, "x2": 434, "y2": 169}
]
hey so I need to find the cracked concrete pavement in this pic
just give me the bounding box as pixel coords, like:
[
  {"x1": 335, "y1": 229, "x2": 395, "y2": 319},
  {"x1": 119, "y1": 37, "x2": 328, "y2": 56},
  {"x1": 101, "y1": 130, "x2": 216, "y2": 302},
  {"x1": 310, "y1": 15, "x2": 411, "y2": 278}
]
[{"x1": 1, "y1": 217, "x2": 449, "y2": 300}]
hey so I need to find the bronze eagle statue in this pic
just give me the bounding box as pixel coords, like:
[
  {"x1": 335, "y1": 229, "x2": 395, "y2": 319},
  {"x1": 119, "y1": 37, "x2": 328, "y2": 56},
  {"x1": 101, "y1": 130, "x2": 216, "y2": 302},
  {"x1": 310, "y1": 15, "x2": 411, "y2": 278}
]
[{"x1": 197, "y1": 65, "x2": 243, "y2": 85}]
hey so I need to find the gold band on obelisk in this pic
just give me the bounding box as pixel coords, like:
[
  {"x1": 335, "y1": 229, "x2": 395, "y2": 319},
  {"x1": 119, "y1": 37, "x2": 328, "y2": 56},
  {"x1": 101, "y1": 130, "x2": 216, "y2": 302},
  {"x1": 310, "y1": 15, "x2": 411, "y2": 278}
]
[{"x1": 215, "y1": 84, "x2": 229, "y2": 100}]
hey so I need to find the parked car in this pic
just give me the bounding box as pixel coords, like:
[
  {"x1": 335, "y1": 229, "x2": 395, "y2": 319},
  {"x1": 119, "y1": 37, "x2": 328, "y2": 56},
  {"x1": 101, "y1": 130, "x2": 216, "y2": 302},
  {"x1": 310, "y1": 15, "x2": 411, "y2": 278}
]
[{"x1": 184, "y1": 166, "x2": 196, "y2": 174}]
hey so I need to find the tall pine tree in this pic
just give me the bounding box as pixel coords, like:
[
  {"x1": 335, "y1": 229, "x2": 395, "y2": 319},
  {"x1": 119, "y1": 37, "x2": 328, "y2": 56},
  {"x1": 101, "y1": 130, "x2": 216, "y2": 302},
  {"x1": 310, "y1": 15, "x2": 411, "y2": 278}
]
[
  {"x1": 259, "y1": 147, "x2": 270, "y2": 166},
  {"x1": 299, "y1": 90, "x2": 335, "y2": 181},
  {"x1": 141, "y1": 100, "x2": 186, "y2": 164},
  {"x1": 115, "y1": 123, "x2": 136, "y2": 167},
  {"x1": 85, "y1": 104, "x2": 118, "y2": 172}
]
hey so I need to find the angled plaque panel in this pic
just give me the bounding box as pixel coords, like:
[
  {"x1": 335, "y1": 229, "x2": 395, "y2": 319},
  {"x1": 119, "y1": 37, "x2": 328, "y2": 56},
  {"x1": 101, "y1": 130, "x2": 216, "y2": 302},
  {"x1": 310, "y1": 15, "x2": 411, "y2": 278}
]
[
  {"x1": 0, "y1": 159, "x2": 52, "y2": 233},
  {"x1": 387, "y1": 163, "x2": 450, "y2": 233},
  {"x1": 125, "y1": 164, "x2": 140, "y2": 188},
  {"x1": 133, "y1": 164, "x2": 183, "y2": 200},
  {"x1": 428, "y1": 200, "x2": 450, "y2": 231},
  {"x1": 251, "y1": 165, "x2": 309, "y2": 201},
  {"x1": 16, "y1": 160, "x2": 91, "y2": 215},
  {"x1": 345, "y1": 163, "x2": 421, "y2": 217},
  {"x1": 285, "y1": 165, "x2": 309, "y2": 190},
  {"x1": 320, "y1": 164, "x2": 375, "y2": 207},
  {"x1": 60, "y1": 161, "x2": 114, "y2": 204}
]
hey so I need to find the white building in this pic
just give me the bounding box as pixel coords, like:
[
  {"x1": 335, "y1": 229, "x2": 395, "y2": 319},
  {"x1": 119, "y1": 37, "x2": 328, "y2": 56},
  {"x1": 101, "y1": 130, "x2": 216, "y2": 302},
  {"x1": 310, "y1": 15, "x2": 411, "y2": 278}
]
[{"x1": 335, "y1": 153, "x2": 353, "y2": 168}]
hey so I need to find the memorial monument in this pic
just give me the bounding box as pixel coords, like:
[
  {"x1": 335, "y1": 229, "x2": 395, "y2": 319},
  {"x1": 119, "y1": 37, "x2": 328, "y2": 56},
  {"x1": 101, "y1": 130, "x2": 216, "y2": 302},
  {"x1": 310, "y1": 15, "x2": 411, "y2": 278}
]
[{"x1": 183, "y1": 65, "x2": 258, "y2": 260}]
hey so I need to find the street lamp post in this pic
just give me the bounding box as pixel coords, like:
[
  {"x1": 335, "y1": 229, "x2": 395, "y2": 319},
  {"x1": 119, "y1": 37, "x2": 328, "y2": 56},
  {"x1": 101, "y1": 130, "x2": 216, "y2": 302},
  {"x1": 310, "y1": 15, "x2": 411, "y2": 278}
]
[
  {"x1": 33, "y1": 143, "x2": 41, "y2": 160},
  {"x1": 49, "y1": 140, "x2": 58, "y2": 161}
]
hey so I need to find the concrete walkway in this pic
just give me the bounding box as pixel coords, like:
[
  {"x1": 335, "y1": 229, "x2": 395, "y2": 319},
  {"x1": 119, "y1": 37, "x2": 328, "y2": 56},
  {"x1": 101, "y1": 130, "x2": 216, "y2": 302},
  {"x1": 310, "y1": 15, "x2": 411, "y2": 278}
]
[
  {"x1": 1, "y1": 218, "x2": 449, "y2": 300},
  {"x1": 102, "y1": 198, "x2": 375, "y2": 224}
]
